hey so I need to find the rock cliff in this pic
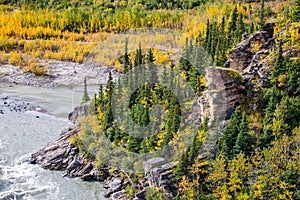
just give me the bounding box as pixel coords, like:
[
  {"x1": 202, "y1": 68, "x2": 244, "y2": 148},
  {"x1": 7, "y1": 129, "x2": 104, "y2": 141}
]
[{"x1": 199, "y1": 67, "x2": 245, "y2": 154}]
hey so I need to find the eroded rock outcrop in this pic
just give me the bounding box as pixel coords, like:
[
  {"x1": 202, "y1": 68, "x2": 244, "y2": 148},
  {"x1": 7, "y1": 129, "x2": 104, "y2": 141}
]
[
  {"x1": 224, "y1": 23, "x2": 289, "y2": 89},
  {"x1": 199, "y1": 66, "x2": 245, "y2": 154},
  {"x1": 30, "y1": 128, "x2": 110, "y2": 182},
  {"x1": 225, "y1": 23, "x2": 275, "y2": 73},
  {"x1": 143, "y1": 158, "x2": 177, "y2": 198}
]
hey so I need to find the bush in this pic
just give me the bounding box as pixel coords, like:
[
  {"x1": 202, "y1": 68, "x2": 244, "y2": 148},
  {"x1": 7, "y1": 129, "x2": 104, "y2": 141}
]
[
  {"x1": 23, "y1": 61, "x2": 48, "y2": 76},
  {"x1": 9, "y1": 51, "x2": 24, "y2": 66}
]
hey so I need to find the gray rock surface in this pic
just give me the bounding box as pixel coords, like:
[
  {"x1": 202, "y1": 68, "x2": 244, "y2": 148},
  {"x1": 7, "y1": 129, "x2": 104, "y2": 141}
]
[
  {"x1": 224, "y1": 23, "x2": 275, "y2": 73},
  {"x1": 68, "y1": 102, "x2": 90, "y2": 124},
  {"x1": 0, "y1": 59, "x2": 119, "y2": 88},
  {"x1": 199, "y1": 67, "x2": 245, "y2": 154},
  {"x1": 0, "y1": 93, "x2": 45, "y2": 114}
]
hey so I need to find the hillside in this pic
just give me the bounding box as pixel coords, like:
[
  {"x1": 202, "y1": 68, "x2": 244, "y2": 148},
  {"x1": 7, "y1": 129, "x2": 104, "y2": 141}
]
[{"x1": 1, "y1": 0, "x2": 299, "y2": 200}]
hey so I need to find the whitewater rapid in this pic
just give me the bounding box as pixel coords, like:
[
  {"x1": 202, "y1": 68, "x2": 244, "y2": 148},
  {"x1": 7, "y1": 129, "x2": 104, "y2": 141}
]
[{"x1": 0, "y1": 84, "x2": 106, "y2": 200}]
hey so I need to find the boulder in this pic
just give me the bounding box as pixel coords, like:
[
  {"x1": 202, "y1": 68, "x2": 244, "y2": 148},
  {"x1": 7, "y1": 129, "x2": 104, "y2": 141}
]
[
  {"x1": 110, "y1": 191, "x2": 127, "y2": 200},
  {"x1": 143, "y1": 158, "x2": 177, "y2": 196},
  {"x1": 142, "y1": 157, "x2": 167, "y2": 175},
  {"x1": 104, "y1": 179, "x2": 123, "y2": 198}
]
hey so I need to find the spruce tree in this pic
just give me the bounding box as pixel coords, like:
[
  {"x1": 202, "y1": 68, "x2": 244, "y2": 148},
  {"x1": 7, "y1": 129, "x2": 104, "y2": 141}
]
[
  {"x1": 271, "y1": 40, "x2": 286, "y2": 86},
  {"x1": 81, "y1": 76, "x2": 90, "y2": 104},
  {"x1": 174, "y1": 151, "x2": 189, "y2": 181},
  {"x1": 146, "y1": 48, "x2": 156, "y2": 81},
  {"x1": 98, "y1": 84, "x2": 104, "y2": 107},
  {"x1": 218, "y1": 107, "x2": 243, "y2": 159},
  {"x1": 233, "y1": 114, "x2": 252, "y2": 156},
  {"x1": 106, "y1": 72, "x2": 114, "y2": 96},
  {"x1": 146, "y1": 48, "x2": 155, "y2": 64},
  {"x1": 236, "y1": 13, "x2": 245, "y2": 41},
  {"x1": 205, "y1": 20, "x2": 210, "y2": 51},
  {"x1": 123, "y1": 38, "x2": 131, "y2": 73},
  {"x1": 292, "y1": 0, "x2": 300, "y2": 22},
  {"x1": 259, "y1": 0, "x2": 266, "y2": 28},
  {"x1": 228, "y1": 6, "x2": 238, "y2": 41},
  {"x1": 102, "y1": 100, "x2": 113, "y2": 131},
  {"x1": 134, "y1": 42, "x2": 143, "y2": 67},
  {"x1": 287, "y1": 59, "x2": 300, "y2": 96},
  {"x1": 126, "y1": 135, "x2": 140, "y2": 153},
  {"x1": 188, "y1": 134, "x2": 201, "y2": 165},
  {"x1": 102, "y1": 72, "x2": 114, "y2": 131},
  {"x1": 218, "y1": 16, "x2": 227, "y2": 66}
]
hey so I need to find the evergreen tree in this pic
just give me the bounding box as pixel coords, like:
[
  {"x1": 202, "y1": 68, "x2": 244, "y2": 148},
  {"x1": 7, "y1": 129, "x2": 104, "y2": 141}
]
[
  {"x1": 123, "y1": 38, "x2": 131, "y2": 73},
  {"x1": 179, "y1": 39, "x2": 193, "y2": 75},
  {"x1": 233, "y1": 114, "x2": 252, "y2": 156},
  {"x1": 271, "y1": 40, "x2": 286, "y2": 86},
  {"x1": 218, "y1": 16, "x2": 227, "y2": 66},
  {"x1": 292, "y1": 0, "x2": 300, "y2": 22},
  {"x1": 174, "y1": 151, "x2": 189, "y2": 181},
  {"x1": 106, "y1": 72, "x2": 114, "y2": 96},
  {"x1": 228, "y1": 6, "x2": 238, "y2": 45},
  {"x1": 102, "y1": 72, "x2": 114, "y2": 131},
  {"x1": 236, "y1": 13, "x2": 245, "y2": 41},
  {"x1": 218, "y1": 107, "x2": 243, "y2": 159},
  {"x1": 134, "y1": 42, "x2": 143, "y2": 67},
  {"x1": 259, "y1": 0, "x2": 265, "y2": 28},
  {"x1": 146, "y1": 48, "x2": 156, "y2": 81},
  {"x1": 188, "y1": 134, "x2": 201, "y2": 165},
  {"x1": 204, "y1": 20, "x2": 211, "y2": 51},
  {"x1": 260, "y1": 127, "x2": 274, "y2": 148},
  {"x1": 98, "y1": 84, "x2": 104, "y2": 107},
  {"x1": 189, "y1": 66, "x2": 202, "y2": 96},
  {"x1": 81, "y1": 76, "x2": 90, "y2": 104},
  {"x1": 193, "y1": 45, "x2": 204, "y2": 75},
  {"x1": 146, "y1": 48, "x2": 155, "y2": 64},
  {"x1": 287, "y1": 59, "x2": 300, "y2": 96},
  {"x1": 102, "y1": 99, "x2": 114, "y2": 131},
  {"x1": 126, "y1": 135, "x2": 140, "y2": 153}
]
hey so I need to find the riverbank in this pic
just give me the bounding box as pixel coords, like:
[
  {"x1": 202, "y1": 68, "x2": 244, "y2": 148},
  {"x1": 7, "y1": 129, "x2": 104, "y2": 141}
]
[
  {"x1": 0, "y1": 84, "x2": 107, "y2": 200},
  {"x1": 0, "y1": 92, "x2": 45, "y2": 114},
  {"x1": 0, "y1": 59, "x2": 119, "y2": 88}
]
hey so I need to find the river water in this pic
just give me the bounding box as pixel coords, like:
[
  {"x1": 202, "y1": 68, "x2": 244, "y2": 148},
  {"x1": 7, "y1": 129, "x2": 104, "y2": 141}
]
[{"x1": 0, "y1": 84, "x2": 106, "y2": 200}]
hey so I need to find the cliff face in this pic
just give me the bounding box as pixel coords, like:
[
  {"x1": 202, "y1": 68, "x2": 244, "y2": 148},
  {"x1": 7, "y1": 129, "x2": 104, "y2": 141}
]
[{"x1": 199, "y1": 67, "x2": 245, "y2": 154}]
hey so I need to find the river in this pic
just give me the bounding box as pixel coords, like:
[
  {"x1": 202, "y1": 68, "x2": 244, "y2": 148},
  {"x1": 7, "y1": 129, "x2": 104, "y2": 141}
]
[{"x1": 0, "y1": 84, "x2": 106, "y2": 200}]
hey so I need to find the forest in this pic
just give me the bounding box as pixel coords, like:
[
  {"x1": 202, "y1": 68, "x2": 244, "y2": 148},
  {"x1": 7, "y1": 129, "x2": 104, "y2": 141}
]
[{"x1": 1, "y1": 0, "x2": 299, "y2": 199}]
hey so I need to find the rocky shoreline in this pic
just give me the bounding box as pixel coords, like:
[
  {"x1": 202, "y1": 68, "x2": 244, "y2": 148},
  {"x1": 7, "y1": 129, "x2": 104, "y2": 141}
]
[
  {"x1": 0, "y1": 92, "x2": 45, "y2": 114},
  {"x1": 0, "y1": 59, "x2": 119, "y2": 88},
  {"x1": 29, "y1": 126, "x2": 177, "y2": 200}
]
